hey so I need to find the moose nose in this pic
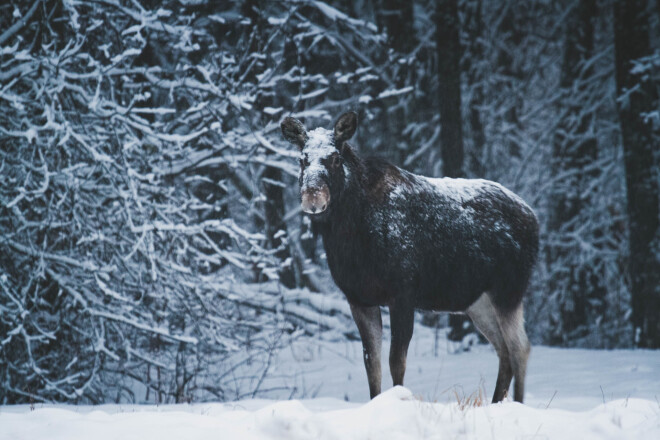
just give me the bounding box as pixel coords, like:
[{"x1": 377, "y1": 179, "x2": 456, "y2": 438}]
[{"x1": 301, "y1": 186, "x2": 330, "y2": 214}]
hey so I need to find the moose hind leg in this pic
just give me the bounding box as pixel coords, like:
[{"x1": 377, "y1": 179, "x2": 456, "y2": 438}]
[
  {"x1": 467, "y1": 293, "x2": 513, "y2": 403},
  {"x1": 388, "y1": 299, "x2": 415, "y2": 387},
  {"x1": 350, "y1": 303, "x2": 383, "y2": 399},
  {"x1": 496, "y1": 302, "x2": 530, "y2": 403}
]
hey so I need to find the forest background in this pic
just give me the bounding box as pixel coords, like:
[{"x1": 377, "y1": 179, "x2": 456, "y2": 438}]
[{"x1": 0, "y1": 0, "x2": 658, "y2": 404}]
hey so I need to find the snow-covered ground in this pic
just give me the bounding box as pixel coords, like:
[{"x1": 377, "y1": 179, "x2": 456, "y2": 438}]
[
  {"x1": 2, "y1": 387, "x2": 658, "y2": 440},
  {"x1": 256, "y1": 326, "x2": 660, "y2": 411},
  {"x1": 2, "y1": 327, "x2": 659, "y2": 439}
]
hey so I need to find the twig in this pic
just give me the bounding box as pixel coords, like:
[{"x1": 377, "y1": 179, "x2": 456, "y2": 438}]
[{"x1": 0, "y1": 0, "x2": 42, "y2": 46}]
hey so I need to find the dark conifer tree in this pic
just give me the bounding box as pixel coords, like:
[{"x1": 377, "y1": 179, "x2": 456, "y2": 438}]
[
  {"x1": 547, "y1": 0, "x2": 605, "y2": 344},
  {"x1": 614, "y1": 0, "x2": 660, "y2": 348},
  {"x1": 464, "y1": 0, "x2": 486, "y2": 178},
  {"x1": 436, "y1": 0, "x2": 470, "y2": 340},
  {"x1": 436, "y1": 0, "x2": 465, "y2": 180}
]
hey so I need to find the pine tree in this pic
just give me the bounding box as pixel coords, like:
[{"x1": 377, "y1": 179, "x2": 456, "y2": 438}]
[
  {"x1": 614, "y1": 0, "x2": 660, "y2": 348},
  {"x1": 546, "y1": 0, "x2": 605, "y2": 344}
]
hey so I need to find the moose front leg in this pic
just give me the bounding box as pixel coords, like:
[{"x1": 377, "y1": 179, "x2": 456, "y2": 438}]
[
  {"x1": 349, "y1": 303, "x2": 383, "y2": 399},
  {"x1": 388, "y1": 298, "x2": 415, "y2": 386}
]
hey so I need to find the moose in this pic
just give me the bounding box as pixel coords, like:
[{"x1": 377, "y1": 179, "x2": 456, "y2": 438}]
[{"x1": 281, "y1": 112, "x2": 539, "y2": 403}]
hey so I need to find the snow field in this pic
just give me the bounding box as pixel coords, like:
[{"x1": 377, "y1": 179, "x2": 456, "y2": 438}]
[
  {"x1": 1, "y1": 327, "x2": 659, "y2": 439},
  {"x1": 1, "y1": 387, "x2": 658, "y2": 440},
  {"x1": 254, "y1": 326, "x2": 660, "y2": 411}
]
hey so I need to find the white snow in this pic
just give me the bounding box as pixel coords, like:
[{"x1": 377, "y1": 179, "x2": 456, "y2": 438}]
[
  {"x1": 304, "y1": 128, "x2": 335, "y2": 157},
  {"x1": 337, "y1": 72, "x2": 353, "y2": 84},
  {"x1": 420, "y1": 177, "x2": 496, "y2": 206},
  {"x1": 301, "y1": 87, "x2": 328, "y2": 100},
  {"x1": 2, "y1": 327, "x2": 658, "y2": 439},
  {"x1": 263, "y1": 106, "x2": 283, "y2": 116},
  {"x1": 300, "y1": 128, "x2": 337, "y2": 188},
  {"x1": 423, "y1": 177, "x2": 484, "y2": 202},
  {"x1": 359, "y1": 73, "x2": 379, "y2": 82},
  {"x1": 419, "y1": 177, "x2": 534, "y2": 219},
  {"x1": 2, "y1": 389, "x2": 658, "y2": 440},
  {"x1": 267, "y1": 17, "x2": 286, "y2": 25},
  {"x1": 377, "y1": 86, "x2": 414, "y2": 99}
]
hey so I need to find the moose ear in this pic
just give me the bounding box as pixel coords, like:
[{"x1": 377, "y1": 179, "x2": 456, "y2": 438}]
[
  {"x1": 281, "y1": 117, "x2": 308, "y2": 149},
  {"x1": 334, "y1": 111, "x2": 357, "y2": 145}
]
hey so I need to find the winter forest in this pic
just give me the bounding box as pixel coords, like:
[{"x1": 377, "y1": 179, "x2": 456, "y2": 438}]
[{"x1": 0, "y1": 0, "x2": 659, "y2": 408}]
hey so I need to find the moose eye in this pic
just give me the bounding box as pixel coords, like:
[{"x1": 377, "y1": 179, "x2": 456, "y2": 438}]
[{"x1": 330, "y1": 154, "x2": 342, "y2": 168}]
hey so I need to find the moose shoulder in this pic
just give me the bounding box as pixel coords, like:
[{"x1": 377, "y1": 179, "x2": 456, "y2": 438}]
[{"x1": 281, "y1": 111, "x2": 539, "y2": 403}]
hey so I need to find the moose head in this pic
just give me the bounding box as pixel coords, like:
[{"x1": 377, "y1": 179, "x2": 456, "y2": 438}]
[{"x1": 281, "y1": 112, "x2": 357, "y2": 216}]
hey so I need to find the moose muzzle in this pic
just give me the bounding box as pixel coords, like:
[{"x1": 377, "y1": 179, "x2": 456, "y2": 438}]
[{"x1": 301, "y1": 185, "x2": 330, "y2": 214}]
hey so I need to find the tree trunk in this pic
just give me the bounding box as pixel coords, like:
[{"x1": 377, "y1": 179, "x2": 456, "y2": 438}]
[
  {"x1": 382, "y1": 0, "x2": 416, "y2": 54},
  {"x1": 376, "y1": 0, "x2": 417, "y2": 166},
  {"x1": 262, "y1": 166, "x2": 297, "y2": 288},
  {"x1": 546, "y1": 0, "x2": 604, "y2": 344},
  {"x1": 614, "y1": 0, "x2": 660, "y2": 348},
  {"x1": 437, "y1": 0, "x2": 469, "y2": 340},
  {"x1": 436, "y1": 0, "x2": 465, "y2": 179},
  {"x1": 464, "y1": 0, "x2": 486, "y2": 177},
  {"x1": 494, "y1": 1, "x2": 525, "y2": 158},
  {"x1": 243, "y1": 0, "x2": 298, "y2": 288}
]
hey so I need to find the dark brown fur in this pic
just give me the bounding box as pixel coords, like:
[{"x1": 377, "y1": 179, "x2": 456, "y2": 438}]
[{"x1": 281, "y1": 112, "x2": 539, "y2": 403}]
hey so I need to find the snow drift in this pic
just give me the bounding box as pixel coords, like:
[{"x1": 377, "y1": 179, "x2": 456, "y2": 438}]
[{"x1": 2, "y1": 387, "x2": 658, "y2": 440}]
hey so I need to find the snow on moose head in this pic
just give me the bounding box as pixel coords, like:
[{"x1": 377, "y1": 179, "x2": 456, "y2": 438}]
[{"x1": 280, "y1": 112, "x2": 357, "y2": 216}]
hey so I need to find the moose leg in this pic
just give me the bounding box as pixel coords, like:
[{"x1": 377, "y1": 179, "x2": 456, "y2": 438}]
[
  {"x1": 496, "y1": 302, "x2": 531, "y2": 403},
  {"x1": 467, "y1": 293, "x2": 513, "y2": 403},
  {"x1": 388, "y1": 299, "x2": 415, "y2": 387},
  {"x1": 349, "y1": 303, "x2": 383, "y2": 399}
]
